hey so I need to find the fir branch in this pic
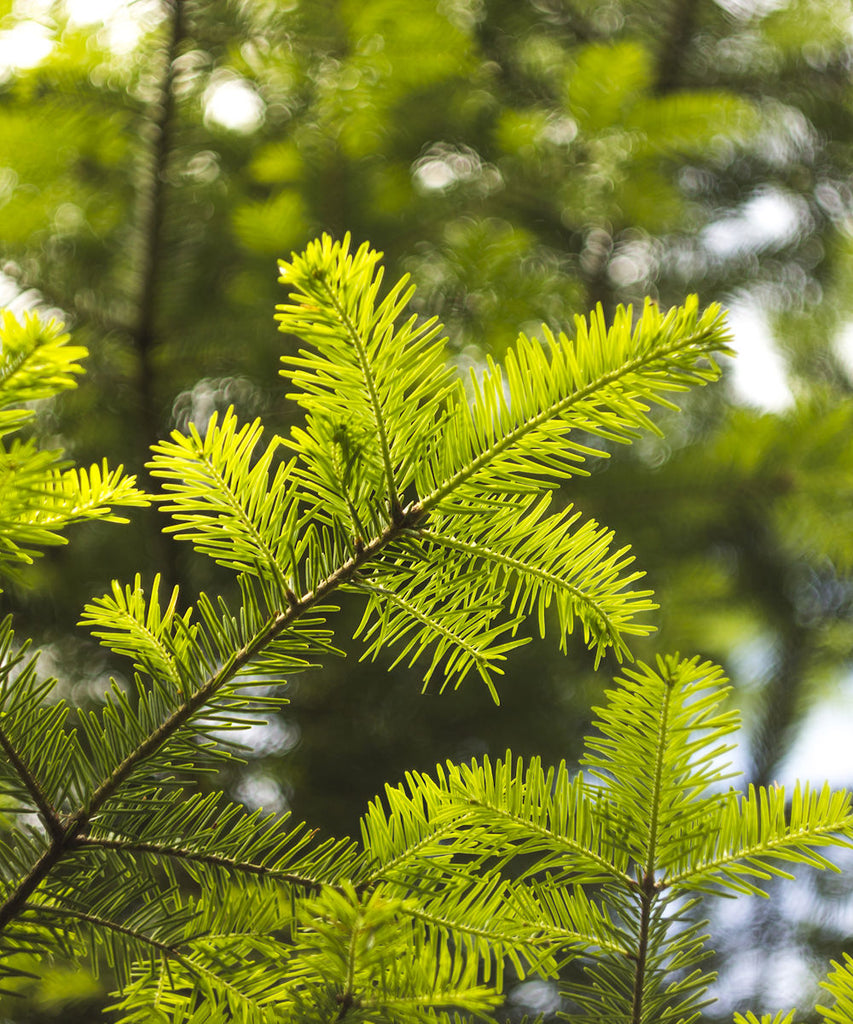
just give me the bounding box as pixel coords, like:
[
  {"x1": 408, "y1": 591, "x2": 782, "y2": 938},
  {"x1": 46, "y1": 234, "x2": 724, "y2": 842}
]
[
  {"x1": 420, "y1": 303, "x2": 727, "y2": 511},
  {"x1": 419, "y1": 519, "x2": 653, "y2": 662},
  {"x1": 642, "y1": 665, "x2": 672, "y2": 880},
  {"x1": 297, "y1": 247, "x2": 403, "y2": 519},
  {"x1": 664, "y1": 783, "x2": 853, "y2": 894},
  {"x1": 0, "y1": 842, "x2": 69, "y2": 933},
  {"x1": 0, "y1": 312, "x2": 86, "y2": 411},
  {"x1": 0, "y1": 238, "x2": 760, "y2": 1020},
  {"x1": 341, "y1": 910, "x2": 360, "y2": 1021},
  {"x1": 30, "y1": 901, "x2": 188, "y2": 964},
  {"x1": 422, "y1": 529, "x2": 611, "y2": 614},
  {"x1": 0, "y1": 723, "x2": 64, "y2": 842},
  {"x1": 81, "y1": 509, "x2": 418, "y2": 818},
  {"x1": 629, "y1": 665, "x2": 675, "y2": 1024},
  {"x1": 632, "y1": 874, "x2": 657, "y2": 1024},
  {"x1": 0, "y1": 506, "x2": 416, "y2": 936},
  {"x1": 151, "y1": 411, "x2": 294, "y2": 593},
  {"x1": 464, "y1": 794, "x2": 636, "y2": 890},
  {"x1": 362, "y1": 813, "x2": 476, "y2": 888},
  {"x1": 353, "y1": 577, "x2": 513, "y2": 699},
  {"x1": 74, "y1": 836, "x2": 337, "y2": 893}
]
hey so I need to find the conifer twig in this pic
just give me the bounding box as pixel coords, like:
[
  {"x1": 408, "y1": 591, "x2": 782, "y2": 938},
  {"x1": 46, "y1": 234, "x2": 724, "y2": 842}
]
[
  {"x1": 313, "y1": 269, "x2": 404, "y2": 520},
  {"x1": 0, "y1": 724, "x2": 64, "y2": 842},
  {"x1": 75, "y1": 837, "x2": 333, "y2": 892},
  {"x1": 0, "y1": 503, "x2": 422, "y2": 934}
]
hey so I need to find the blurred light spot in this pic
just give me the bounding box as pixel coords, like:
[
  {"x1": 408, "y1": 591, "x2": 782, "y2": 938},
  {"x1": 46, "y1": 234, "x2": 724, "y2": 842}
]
[
  {"x1": 183, "y1": 150, "x2": 221, "y2": 184},
  {"x1": 636, "y1": 433, "x2": 672, "y2": 469},
  {"x1": 729, "y1": 632, "x2": 777, "y2": 690},
  {"x1": 580, "y1": 227, "x2": 612, "y2": 276},
  {"x1": 65, "y1": 0, "x2": 125, "y2": 24},
  {"x1": 780, "y1": 671, "x2": 853, "y2": 788},
  {"x1": 541, "y1": 115, "x2": 578, "y2": 146},
  {"x1": 67, "y1": 0, "x2": 154, "y2": 53},
  {"x1": 241, "y1": 719, "x2": 301, "y2": 759},
  {"x1": 416, "y1": 159, "x2": 456, "y2": 191},
  {"x1": 702, "y1": 189, "x2": 807, "y2": 258},
  {"x1": 508, "y1": 980, "x2": 562, "y2": 1016},
  {"x1": 607, "y1": 238, "x2": 655, "y2": 288},
  {"x1": 234, "y1": 771, "x2": 289, "y2": 814},
  {"x1": 0, "y1": 20, "x2": 54, "y2": 70},
  {"x1": 678, "y1": 165, "x2": 716, "y2": 197},
  {"x1": 204, "y1": 76, "x2": 265, "y2": 133},
  {"x1": 413, "y1": 143, "x2": 498, "y2": 193},
  {"x1": 725, "y1": 301, "x2": 793, "y2": 411},
  {"x1": 756, "y1": 101, "x2": 816, "y2": 168},
  {"x1": 437, "y1": 0, "x2": 485, "y2": 30},
  {"x1": 713, "y1": 0, "x2": 785, "y2": 17},
  {"x1": 172, "y1": 48, "x2": 213, "y2": 98},
  {"x1": 53, "y1": 202, "x2": 84, "y2": 234},
  {"x1": 835, "y1": 320, "x2": 853, "y2": 381},
  {"x1": 816, "y1": 180, "x2": 853, "y2": 231},
  {"x1": 0, "y1": 271, "x2": 21, "y2": 307},
  {"x1": 0, "y1": 169, "x2": 18, "y2": 207},
  {"x1": 171, "y1": 376, "x2": 264, "y2": 433},
  {"x1": 0, "y1": 268, "x2": 65, "y2": 322},
  {"x1": 769, "y1": 933, "x2": 841, "y2": 1001}
]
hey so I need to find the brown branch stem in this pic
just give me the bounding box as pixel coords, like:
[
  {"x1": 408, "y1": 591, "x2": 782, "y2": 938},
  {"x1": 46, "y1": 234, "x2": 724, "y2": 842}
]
[
  {"x1": 75, "y1": 836, "x2": 330, "y2": 892},
  {"x1": 130, "y1": 0, "x2": 185, "y2": 591},
  {"x1": 631, "y1": 874, "x2": 655, "y2": 1024},
  {"x1": 0, "y1": 501, "x2": 423, "y2": 934},
  {"x1": 0, "y1": 723, "x2": 64, "y2": 842}
]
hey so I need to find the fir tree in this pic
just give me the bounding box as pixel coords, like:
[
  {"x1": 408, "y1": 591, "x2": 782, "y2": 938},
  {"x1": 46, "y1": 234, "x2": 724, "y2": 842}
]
[{"x1": 0, "y1": 236, "x2": 851, "y2": 1022}]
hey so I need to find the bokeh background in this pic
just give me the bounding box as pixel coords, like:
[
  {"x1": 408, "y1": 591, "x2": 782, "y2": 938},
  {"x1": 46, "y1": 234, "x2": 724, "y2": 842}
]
[{"x1": 1, "y1": 0, "x2": 853, "y2": 1019}]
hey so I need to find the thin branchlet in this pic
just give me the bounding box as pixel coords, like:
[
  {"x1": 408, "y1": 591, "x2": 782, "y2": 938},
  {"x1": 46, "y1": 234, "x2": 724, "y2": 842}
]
[
  {"x1": 420, "y1": 325, "x2": 722, "y2": 513},
  {"x1": 0, "y1": 501, "x2": 424, "y2": 934},
  {"x1": 631, "y1": 872, "x2": 657, "y2": 1024},
  {"x1": 314, "y1": 266, "x2": 403, "y2": 520},
  {"x1": 75, "y1": 837, "x2": 333, "y2": 893},
  {"x1": 33, "y1": 902, "x2": 188, "y2": 962},
  {"x1": 0, "y1": 722, "x2": 65, "y2": 843}
]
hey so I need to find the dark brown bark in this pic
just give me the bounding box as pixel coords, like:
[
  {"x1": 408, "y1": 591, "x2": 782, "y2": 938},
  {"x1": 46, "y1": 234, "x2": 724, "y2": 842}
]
[
  {"x1": 130, "y1": 0, "x2": 186, "y2": 590},
  {"x1": 654, "y1": 0, "x2": 699, "y2": 95}
]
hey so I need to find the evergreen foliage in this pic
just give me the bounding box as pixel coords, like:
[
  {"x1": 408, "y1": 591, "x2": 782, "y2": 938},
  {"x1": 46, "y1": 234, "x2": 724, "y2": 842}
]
[
  {"x1": 2, "y1": 4, "x2": 852, "y2": 914},
  {"x1": 0, "y1": 236, "x2": 852, "y2": 1022},
  {"x1": 369, "y1": 656, "x2": 853, "y2": 1023},
  {"x1": 0, "y1": 311, "x2": 147, "y2": 574}
]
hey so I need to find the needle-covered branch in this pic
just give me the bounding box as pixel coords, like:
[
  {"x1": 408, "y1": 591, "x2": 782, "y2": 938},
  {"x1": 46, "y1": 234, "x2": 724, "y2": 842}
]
[{"x1": 7, "y1": 239, "x2": 844, "y2": 1023}]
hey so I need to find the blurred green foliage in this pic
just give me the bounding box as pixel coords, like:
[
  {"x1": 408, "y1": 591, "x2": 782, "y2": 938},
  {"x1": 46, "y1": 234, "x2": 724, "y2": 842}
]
[{"x1": 0, "y1": 0, "x2": 852, "y2": 1018}]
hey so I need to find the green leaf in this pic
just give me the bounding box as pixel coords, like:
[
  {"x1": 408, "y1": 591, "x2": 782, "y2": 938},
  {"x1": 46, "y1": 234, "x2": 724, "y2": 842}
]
[
  {"x1": 78, "y1": 791, "x2": 363, "y2": 893},
  {"x1": 0, "y1": 617, "x2": 89, "y2": 818},
  {"x1": 668, "y1": 782, "x2": 853, "y2": 897},
  {"x1": 734, "y1": 1010, "x2": 800, "y2": 1024},
  {"x1": 0, "y1": 452, "x2": 148, "y2": 569},
  {"x1": 351, "y1": 561, "x2": 526, "y2": 701},
  {"x1": 78, "y1": 575, "x2": 334, "y2": 802},
  {"x1": 441, "y1": 754, "x2": 633, "y2": 887}
]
